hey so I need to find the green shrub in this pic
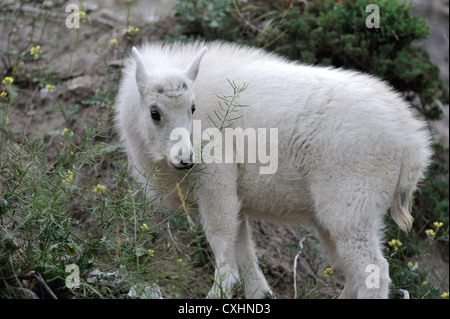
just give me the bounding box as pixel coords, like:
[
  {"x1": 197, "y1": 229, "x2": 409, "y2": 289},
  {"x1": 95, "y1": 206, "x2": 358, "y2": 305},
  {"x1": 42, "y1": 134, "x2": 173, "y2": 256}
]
[
  {"x1": 172, "y1": 0, "x2": 240, "y2": 40},
  {"x1": 253, "y1": 0, "x2": 448, "y2": 120}
]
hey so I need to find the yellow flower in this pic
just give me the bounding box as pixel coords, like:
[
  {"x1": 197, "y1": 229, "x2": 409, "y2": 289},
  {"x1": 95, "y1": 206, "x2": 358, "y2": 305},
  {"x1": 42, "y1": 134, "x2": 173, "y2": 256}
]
[
  {"x1": 0, "y1": 91, "x2": 7, "y2": 99},
  {"x1": 141, "y1": 223, "x2": 149, "y2": 231},
  {"x1": 441, "y1": 292, "x2": 449, "y2": 299},
  {"x1": 76, "y1": 11, "x2": 86, "y2": 19},
  {"x1": 2, "y1": 76, "x2": 13, "y2": 86},
  {"x1": 388, "y1": 239, "x2": 402, "y2": 251},
  {"x1": 127, "y1": 26, "x2": 139, "y2": 35},
  {"x1": 45, "y1": 84, "x2": 54, "y2": 92},
  {"x1": 422, "y1": 281, "x2": 428, "y2": 287},
  {"x1": 407, "y1": 261, "x2": 418, "y2": 268},
  {"x1": 433, "y1": 221, "x2": 444, "y2": 230},
  {"x1": 176, "y1": 258, "x2": 182, "y2": 264},
  {"x1": 30, "y1": 45, "x2": 41, "y2": 59},
  {"x1": 425, "y1": 229, "x2": 435, "y2": 238},
  {"x1": 323, "y1": 267, "x2": 334, "y2": 277},
  {"x1": 64, "y1": 170, "x2": 73, "y2": 184},
  {"x1": 110, "y1": 38, "x2": 118, "y2": 47},
  {"x1": 147, "y1": 249, "x2": 154, "y2": 256},
  {"x1": 93, "y1": 184, "x2": 106, "y2": 195},
  {"x1": 61, "y1": 128, "x2": 74, "y2": 137},
  {"x1": 125, "y1": 0, "x2": 132, "y2": 3},
  {"x1": 66, "y1": 245, "x2": 76, "y2": 256}
]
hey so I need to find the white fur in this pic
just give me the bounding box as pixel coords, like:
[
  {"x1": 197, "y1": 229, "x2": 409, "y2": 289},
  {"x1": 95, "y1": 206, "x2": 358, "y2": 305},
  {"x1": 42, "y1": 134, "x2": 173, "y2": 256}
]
[{"x1": 115, "y1": 41, "x2": 432, "y2": 299}]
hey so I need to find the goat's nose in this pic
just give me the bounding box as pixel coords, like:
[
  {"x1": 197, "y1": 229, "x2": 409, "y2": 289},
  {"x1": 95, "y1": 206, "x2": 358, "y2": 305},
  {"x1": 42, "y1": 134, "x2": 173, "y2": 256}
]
[
  {"x1": 174, "y1": 149, "x2": 194, "y2": 170},
  {"x1": 179, "y1": 160, "x2": 194, "y2": 170}
]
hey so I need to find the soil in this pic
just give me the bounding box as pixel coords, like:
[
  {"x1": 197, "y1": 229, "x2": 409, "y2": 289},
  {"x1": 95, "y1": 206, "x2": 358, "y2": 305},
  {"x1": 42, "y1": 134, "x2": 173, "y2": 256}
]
[{"x1": 0, "y1": 0, "x2": 448, "y2": 299}]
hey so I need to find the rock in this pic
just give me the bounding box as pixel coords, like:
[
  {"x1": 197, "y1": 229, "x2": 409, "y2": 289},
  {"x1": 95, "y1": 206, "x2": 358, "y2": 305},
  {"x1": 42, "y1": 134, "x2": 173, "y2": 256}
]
[
  {"x1": 67, "y1": 75, "x2": 105, "y2": 100},
  {"x1": 9, "y1": 287, "x2": 40, "y2": 299},
  {"x1": 87, "y1": 267, "x2": 163, "y2": 298},
  {"x1": 410, "y1": 0, "x2": 449, "y2": 84},
  {"x1": 86, "y1": 267, "x2": 129, "y2": 290},
  {"x1": 127, "y1": 285, "x2": 163, "y2": 299}
]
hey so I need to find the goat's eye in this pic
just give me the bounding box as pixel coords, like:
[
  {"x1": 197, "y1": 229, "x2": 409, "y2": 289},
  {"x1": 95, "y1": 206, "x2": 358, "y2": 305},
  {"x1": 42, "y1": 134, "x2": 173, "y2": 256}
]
[
  {"x1": 191, "y1": 104, "x2": 196, "y2": 114},
  {"x1": 151, "y1": 110, "x2": 161, "y2": 121}
]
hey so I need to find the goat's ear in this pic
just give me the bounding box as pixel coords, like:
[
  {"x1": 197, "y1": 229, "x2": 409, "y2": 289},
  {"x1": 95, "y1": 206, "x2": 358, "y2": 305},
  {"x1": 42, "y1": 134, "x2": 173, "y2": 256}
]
[
  {"x1": 132, "y1": 47, "x2": 149, "y2": 96},
  {"x1": 184, "y1": 47, "x2": 207, "y2": 83}
]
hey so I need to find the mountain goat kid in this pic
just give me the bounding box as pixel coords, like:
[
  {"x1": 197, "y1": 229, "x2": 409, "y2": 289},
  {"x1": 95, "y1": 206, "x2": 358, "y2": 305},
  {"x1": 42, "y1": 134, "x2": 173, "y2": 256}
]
[{"x1": 115, "y1": 41, "x2": 432, "y2": 299}]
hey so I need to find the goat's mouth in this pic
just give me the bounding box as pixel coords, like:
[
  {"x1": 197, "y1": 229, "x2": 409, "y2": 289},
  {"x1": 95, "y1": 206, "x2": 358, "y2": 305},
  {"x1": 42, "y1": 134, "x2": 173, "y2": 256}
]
[{"x1": 170, "y1": 161, "x2": 194, "y2": 170}]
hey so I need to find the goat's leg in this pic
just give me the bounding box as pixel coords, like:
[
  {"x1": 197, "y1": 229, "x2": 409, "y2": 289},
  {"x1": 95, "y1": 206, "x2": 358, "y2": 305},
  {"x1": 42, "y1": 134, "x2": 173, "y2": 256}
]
[
  {"x1": 316, "y1": 210, "x2": 390, "y2": 298},
  {"x1": 235, "y1": 215, "x2": 273, "y2": 298},
  {"x1": 311, "y1": 178, "x2": 392, "y2": 299},
  {"x1": 198, "y1": 171, "x2": 241, "y2": 299}
]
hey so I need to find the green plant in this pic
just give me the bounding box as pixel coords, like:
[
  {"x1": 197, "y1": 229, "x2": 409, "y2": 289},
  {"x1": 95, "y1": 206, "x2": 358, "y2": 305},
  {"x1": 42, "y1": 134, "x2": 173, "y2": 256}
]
[
  {"x1": 252, "y1": 0, "x2": 448, "y2": 120},
  {"x1": 172, "y1": 0, "x2": 241, "y2": 40},
  {"x1": 384, "y1": 215, "x2": 448, "y2": 299}
]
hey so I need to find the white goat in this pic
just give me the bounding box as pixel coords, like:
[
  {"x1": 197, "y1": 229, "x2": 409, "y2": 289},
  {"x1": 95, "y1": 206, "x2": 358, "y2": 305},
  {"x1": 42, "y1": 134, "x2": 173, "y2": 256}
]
[{"x1": 115, "y1": 41, "x2": 432, "y2": 299}]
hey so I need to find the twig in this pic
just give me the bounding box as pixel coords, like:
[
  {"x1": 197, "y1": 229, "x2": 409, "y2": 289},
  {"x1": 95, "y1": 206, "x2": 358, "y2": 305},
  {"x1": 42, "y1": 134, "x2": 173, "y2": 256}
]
[
  {"x1": 6, "y1": 273, "x2": 58, "y2": 299},
  {"x1": 293, "y1": 236, "x2": 307, "y2": 298},
  {"x1": 114, "y1": 225, "x2": 121, "y2": 261},
  {"x1": 166, "y1": 221, "x2": 184, "y2": 255},
  {"x1": 31, "y1": 273, "x2": 58, "y2": 299},
  {"x1": 175, "y1": 182, "x2": 195, "y2": 232}
]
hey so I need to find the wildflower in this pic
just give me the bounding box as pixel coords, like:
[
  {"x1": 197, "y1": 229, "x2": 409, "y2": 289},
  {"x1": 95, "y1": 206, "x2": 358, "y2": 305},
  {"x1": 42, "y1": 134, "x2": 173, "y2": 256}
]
[
  {"x1": 127, "y1": 26, "x2": 139, "y2": 35},
  {"x1": 93, "y1": 184, "x2": 106, "y2": 196},
  {"x1": 407, "y1": 261, "x2": 418, "y2": 269},
  {"x1": 148, "y1": 249, "x2": 154, "y2": 256},
  {"x1": 0, "y1": 91, "x2": 7, "y2": 99},
  {"x1": 2, "y1": 76, "x2": 13, "y2": 86},
  {"x1": 66, "y1": 245, "x2": 76, "y2": 256},
  {"x1": 61, "y1": 128, "x2": 74, "y2": 137},
  {"x1": 125, "y1": 0, "x2": 132, "y2": 3},
  {"x1": 30, "y1": 45, "x2": 41, "y2": 59},
  {"x1": 64, "y1": 170, "x2": 73, "y2": 184},
  {"x1": 75, "y1": 11, "x2": 86, "y2": 20},
  {"x1": 141, "y1": 223, "x2": 149, "y2": 231},
  {"x1": 176, "y1": 258, "x2": 182, "y2": 264},
  {"x1": 422, "y1": 281, "x2": 428, "y2": 287},
  {"x1": 433, "y1": 221, "x2": 444, "y2": 230},
  {"x1": 425, "y1": 229, "x2": 435, "y2": 238},
  {"x1": 45, "y1": 84, "x2": 55, "y2": 92},
  {"x1": 110, "y1": 38, "x2": 118, "y2": 47},
  {"x1": 441, "y1": 292, "x2": 449, "y2": 299},
  {"x1": 388, "y1": 239, "x2": 402, "y2": 251},
  {"x1": 323, "y1": 267, "x2": 334, "y2": 277}
]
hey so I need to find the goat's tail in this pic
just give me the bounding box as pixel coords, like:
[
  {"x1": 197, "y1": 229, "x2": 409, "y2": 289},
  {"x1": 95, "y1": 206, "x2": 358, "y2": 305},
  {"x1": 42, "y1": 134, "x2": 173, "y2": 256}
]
[
  {"x1": 390, "y1": 138, "x2": 432, "y2": 232},
  {"x1": 390, "y1": 187, "x2": 414, "y2": 233}
]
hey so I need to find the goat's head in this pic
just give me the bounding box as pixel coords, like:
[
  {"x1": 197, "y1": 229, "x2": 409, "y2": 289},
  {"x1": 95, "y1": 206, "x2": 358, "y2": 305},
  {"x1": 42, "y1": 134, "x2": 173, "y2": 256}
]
[{"x1": 132, "y1": 46, "x2": 207, "y2": 170}]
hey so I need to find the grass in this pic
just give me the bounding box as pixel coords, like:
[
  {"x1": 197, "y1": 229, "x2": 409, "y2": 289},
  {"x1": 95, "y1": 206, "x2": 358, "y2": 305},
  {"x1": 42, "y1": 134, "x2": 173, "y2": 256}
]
[{"x1": 0, "y1": 0, "x2": 448, "y2": 299}]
